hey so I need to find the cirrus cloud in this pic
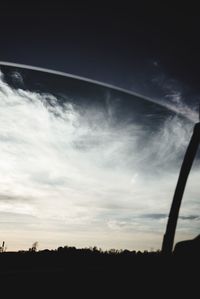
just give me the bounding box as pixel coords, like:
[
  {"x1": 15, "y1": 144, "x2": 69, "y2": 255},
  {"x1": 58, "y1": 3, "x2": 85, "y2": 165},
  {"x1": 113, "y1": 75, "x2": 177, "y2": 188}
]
[{"x1": 0, "y1": 69, "x2": 199, "y2": 251}]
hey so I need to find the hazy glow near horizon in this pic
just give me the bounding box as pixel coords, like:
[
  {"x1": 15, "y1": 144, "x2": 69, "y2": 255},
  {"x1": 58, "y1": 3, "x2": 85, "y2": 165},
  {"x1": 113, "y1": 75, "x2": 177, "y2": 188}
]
[{"x1": 0, "y1": 69, "x2": 199, "y2": 251}]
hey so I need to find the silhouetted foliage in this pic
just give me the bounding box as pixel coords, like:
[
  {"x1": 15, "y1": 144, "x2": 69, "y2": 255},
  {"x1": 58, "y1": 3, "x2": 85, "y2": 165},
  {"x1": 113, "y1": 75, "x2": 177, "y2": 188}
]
[{"x1": 0, "y1": 241, "x2": 198, "y2": 297}]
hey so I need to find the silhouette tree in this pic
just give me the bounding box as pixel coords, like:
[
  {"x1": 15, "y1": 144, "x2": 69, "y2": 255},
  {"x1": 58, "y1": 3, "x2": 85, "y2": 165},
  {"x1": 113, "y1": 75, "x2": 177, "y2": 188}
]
[
  {"x1": 0, "y1": 241, "x2": 5, "y2": 253},
  {"x1": 162, "y1": 122, "x2": 200, "y2": 254},
  {"x1": 29, "y1": 241, "x2": 38, "y2": 252}
]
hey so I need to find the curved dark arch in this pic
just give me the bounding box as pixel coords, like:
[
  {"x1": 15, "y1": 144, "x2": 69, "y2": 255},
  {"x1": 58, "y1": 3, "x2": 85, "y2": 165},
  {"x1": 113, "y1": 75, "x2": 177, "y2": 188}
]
[{"x1": 162, "y1": 122, "x2": 200, "y2": 254}]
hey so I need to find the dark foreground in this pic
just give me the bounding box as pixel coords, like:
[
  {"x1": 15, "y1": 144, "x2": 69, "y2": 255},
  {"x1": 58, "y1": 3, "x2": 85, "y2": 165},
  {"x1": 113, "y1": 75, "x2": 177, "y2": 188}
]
[{"x1": 0, "y1": 247, "x2": 199, "y2": 297}]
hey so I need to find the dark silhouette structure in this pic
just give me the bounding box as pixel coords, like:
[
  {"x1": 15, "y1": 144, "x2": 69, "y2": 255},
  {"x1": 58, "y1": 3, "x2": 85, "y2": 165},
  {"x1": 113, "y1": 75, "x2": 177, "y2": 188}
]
[
  {"x1": 174, "y1": 234, "x2": 200, "y2": 255},
  {"x1": 162, "y1": 122, "x2": 200, "y2": 254}
]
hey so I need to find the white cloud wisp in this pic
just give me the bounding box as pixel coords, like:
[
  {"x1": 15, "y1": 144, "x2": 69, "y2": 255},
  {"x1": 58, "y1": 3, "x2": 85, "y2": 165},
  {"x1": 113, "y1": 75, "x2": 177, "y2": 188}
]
[{"x1": 0, "y1": 70, "x2": 199, "y2": 251}]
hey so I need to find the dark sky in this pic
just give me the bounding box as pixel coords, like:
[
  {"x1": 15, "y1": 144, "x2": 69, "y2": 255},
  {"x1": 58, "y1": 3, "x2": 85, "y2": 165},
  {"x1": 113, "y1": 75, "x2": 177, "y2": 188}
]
[{"x1": 1, "y1": 4, "x2": 200, "y2": 98}]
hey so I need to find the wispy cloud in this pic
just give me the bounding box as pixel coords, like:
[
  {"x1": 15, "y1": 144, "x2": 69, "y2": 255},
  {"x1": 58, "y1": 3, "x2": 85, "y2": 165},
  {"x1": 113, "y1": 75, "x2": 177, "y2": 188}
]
[
  {"x1": 141, "y1": 213, "x2": 199, "y2": 220},
  {"x1": 0, "y1": 69, "x2": 199, "y2": 251}
]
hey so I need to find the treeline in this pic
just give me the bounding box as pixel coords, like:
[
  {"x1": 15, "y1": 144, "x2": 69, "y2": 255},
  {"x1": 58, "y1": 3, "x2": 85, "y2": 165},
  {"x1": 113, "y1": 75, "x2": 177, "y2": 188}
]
[
  {"x1": 0, "y1": 242, "x2": 197, "y2": 298},
  {"x1": 22, "y1": 245, "x2": 161, "y2": 256}
]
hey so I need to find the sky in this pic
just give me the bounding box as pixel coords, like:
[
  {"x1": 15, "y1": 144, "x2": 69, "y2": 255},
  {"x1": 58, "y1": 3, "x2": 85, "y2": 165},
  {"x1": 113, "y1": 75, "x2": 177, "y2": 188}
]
[
  {"x1": 0, "y1": 5, "x2": 200, "y2": 251},
  {"x1": 1, "y1": 5, "x2": 200, "y2": 95},
  {"x1": 0, "y1": 65, "x2": 199, "y2": 251}
]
